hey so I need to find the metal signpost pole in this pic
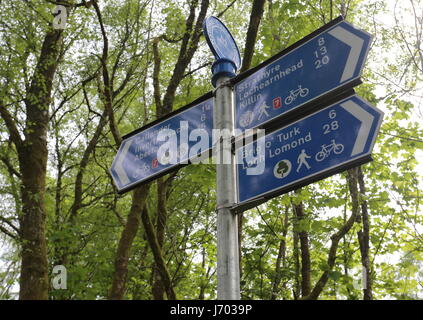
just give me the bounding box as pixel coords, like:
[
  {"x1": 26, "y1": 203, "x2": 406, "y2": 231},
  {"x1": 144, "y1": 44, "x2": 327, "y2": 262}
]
[
  {"x1": 213, "y1": 59, "x2": 240, "y2": 300},
  {"x1": 203, "y1": 16, "x2": 242, "y2": 300}
]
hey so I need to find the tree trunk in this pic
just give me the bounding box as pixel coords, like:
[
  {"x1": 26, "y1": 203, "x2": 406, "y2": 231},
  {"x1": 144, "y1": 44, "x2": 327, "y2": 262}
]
[
  {"x1": 240, "y1": 0, "x2": 266, "y2": 73},
  {"x1": 341, "y1": 194, "x2": 351, "y2": 297},
  {"x1": 152, "y1": 177, "x2": 168, "y2": 300},
  {"x1": 357, "y1": 166, "x2": 373, "y2": 300},
  {"x1": 70, "y1": 108, "x2": 108, "y2": 222},
  {"x1": 293, "y1": 195, "x2": 311, "y2": 297},
  {"x1": 270, "y1": 206, "x2": 289, "y2": 300},
  {"x1": 109, "y1": 184, "x2": 150, "y2": 299},
  {"x1": 19, "y1": 160, "x2": 50, "y2": 300},
  {"x1": 160, "y1": 0, "x2": 209, "y2": 115},
  {"x1": 198, "y1": 246, "x2": 207, "y2": 300},
  {"x1": 92, "y1": 2, "x2": 155, "y2": 299},
  {"x1": 293, "y1": 227, "x2": 300, "y2": 299},
  {"x1": 304, "y1": 167, "x2": 360, "y2": 300},
  {"x1": 141, "y1": 205, "x2": 176, "y2": 300},
  {"x1": 145, "y1": 0, "x2": 209, "y2": 299},
  {"x1": 18, "y1": 27, "x2": 64, "y2": 300}
]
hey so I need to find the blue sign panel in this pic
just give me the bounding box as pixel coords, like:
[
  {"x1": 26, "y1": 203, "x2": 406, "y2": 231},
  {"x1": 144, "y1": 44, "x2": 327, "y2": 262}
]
[
  {"x1": 203, "y1": 16, "x2": 241, "y2": 69},
  {"x1": 235, "y1": 20, "x2": 372, "y2": 131},
  {"x1": 110, "y1": 97, "x2": 213, "y2": 193},
  {"x1": 236, "y1": 95, "x2": 383, "y2": 206}
]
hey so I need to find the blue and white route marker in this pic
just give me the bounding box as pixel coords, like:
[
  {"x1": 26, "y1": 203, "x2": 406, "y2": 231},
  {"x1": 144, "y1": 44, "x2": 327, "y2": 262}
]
[
  {"x1": 235, "y1": 20, "x2": 373, "y2": 131},
  {"x1": 236, "y1": 95, "x2": 383, "y2": 207},
  {"x1": 203, "y1": 16, "x2": 242, "y2": 70},
  {"x1": 110, "y1": 97, "x2": 213, "y2": 193}
]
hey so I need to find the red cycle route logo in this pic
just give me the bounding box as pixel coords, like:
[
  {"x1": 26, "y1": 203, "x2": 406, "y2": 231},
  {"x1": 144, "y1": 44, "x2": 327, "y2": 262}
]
[
  {"x1": 152, "y1": 158, "x2": 159, "y2": 168},
  {"x1": 273, "y1": 97, "x2": 282, "y2": 109}
]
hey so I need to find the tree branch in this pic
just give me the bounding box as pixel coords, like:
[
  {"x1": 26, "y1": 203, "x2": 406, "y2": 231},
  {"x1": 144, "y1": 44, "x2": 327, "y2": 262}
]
[
  {"x1": 92, "y1": 0, "x2": 122, "y2": 146},
  {"x1": 0, "y1": 225, "x2": 18, "y2": 240},
  {"x1": 0, "y1": 216, "x2": 20, "y2": 236},
  {"x1": 303, "y1": 168, "x2": 360, "y2": 300},
  {"x1": 152, "y1": 37, "x2": 163, "y2": 112},
  {"x1": 216, "y1": 0, "x2": 238, "y2": 18},
  {"x1": 0, "y1": 155, "x2": 21, "y2": 178},
  {"x1": 240, "y1": 0, "x2": 266, "y2": 73},
  {"x1": 0, "y1": 100, "x2": 23, "y2": 149}
]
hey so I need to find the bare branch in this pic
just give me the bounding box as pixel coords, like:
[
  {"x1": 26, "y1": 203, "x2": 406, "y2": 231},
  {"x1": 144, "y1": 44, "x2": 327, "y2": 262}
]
[
  {"x1": 216, "y1": 0, "x2": 238, "y2": 18},
  {"x1": 0, "y1": 100, "x2": 23, "y2": 149},
  {"x1": 0, "y1": 156, "x2": 21, "y2": 178},
  {"x1": 0, "y1": 225, "x2": 18, "y2": 240}
]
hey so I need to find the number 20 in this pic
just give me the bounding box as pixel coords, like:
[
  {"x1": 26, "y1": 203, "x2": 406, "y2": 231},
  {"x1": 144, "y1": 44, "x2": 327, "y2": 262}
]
[{"x1": 315, "y1": 55, "x2": 330, "y2": 69}]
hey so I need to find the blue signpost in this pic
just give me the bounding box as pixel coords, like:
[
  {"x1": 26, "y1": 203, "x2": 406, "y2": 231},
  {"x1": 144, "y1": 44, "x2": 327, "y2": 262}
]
[
  {"x1": 110, "y1": 96, "x2": 213, "y2": 193},
  {"x1": 234, "y1": 19, "x2": 372, "y2": 131},
  {"x1": 236, "y1": 95, "x2": 383, "y2": 209},
  {"x1": 110, "y1": 15, "x2": 382, "y2": 301}
]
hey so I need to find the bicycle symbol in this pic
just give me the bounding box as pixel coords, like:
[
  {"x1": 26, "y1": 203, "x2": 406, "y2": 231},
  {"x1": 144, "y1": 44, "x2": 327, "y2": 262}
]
[
  {"x1": 284, "y1": 85, "x2": 309, "y2": 105},
  {"x1": 315, "y1": 139, "x2": 344, "y2": 162}
]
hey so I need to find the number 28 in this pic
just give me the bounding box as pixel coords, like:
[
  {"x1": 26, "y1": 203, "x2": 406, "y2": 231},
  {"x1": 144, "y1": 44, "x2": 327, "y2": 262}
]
[{"x1": 323, "y1": 110, "x2": 339, "y2": 134}]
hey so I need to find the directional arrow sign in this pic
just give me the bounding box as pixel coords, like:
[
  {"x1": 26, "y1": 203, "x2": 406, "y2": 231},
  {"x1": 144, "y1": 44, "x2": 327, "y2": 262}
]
[
  {"x1": 235, "y1": 95, "x2": 383, "y2": 210},
  {"x1": 234, "y1": 18, "x2": 372, "y2": 131},
  {"x1": 110, "y1": 95, "x2": 213, "y2": 193}
]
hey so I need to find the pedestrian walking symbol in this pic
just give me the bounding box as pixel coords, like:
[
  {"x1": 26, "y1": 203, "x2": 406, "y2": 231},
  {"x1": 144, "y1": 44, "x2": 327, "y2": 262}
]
[
  {"x1": 258, "y1": 103, "x2": 271, "y2": 120},
  {"x1": 296, "y1": 149, "x2": 311, "y2": 172}
]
